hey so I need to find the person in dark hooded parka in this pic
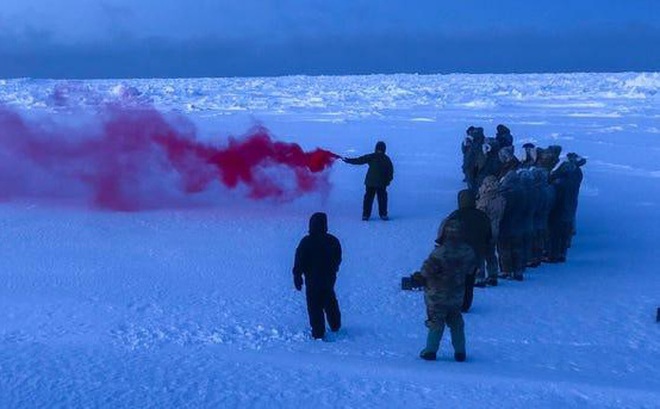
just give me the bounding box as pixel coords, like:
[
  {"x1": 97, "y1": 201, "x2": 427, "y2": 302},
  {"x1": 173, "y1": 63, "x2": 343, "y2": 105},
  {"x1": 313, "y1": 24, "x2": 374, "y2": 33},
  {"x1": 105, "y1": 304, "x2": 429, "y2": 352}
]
[
  {"x1": 343, "y1": 141, "x2": 394, "y2": 220},
  {"x1": 518, "y1": 168, "x2": 538, "y2": 268},
  {"x1": 293, "y1": 212, "x2": 343, "y2": 339},
  {"x1": 529, "y1": 167, "x2": 552, "y2": 266},
  {"x1": 475, "y1": 137, "x2": 502, "y2": 190},
  {"x1": 461, "y1": 127, "x2": 486, "y2": 191},
  {"x1": 498, "y1": 169, "x2": 526, "y2": 280},
  {"x1": 547, "y1": 153, "x2": 585, "y2": 262}
]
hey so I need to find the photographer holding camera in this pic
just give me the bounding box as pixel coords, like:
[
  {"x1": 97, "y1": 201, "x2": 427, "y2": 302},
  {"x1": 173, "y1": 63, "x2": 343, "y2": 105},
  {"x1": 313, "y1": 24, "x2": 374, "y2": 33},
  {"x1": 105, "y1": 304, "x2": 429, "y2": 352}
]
[{"x1": 417, "y1": 219, "x2": 477, "y2": 362}]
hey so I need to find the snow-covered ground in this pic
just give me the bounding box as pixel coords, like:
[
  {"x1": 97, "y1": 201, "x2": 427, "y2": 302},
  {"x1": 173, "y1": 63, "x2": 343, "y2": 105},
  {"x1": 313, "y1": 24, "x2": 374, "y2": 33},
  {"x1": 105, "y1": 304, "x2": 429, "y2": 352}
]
[{"x1": 0, "y1": 73, "x2": 659, "y2": 408}]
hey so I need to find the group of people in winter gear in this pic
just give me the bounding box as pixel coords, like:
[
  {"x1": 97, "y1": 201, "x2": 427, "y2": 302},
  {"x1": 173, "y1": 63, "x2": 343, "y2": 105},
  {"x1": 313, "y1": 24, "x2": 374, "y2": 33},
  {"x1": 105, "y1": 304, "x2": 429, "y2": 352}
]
[
  {"x1": 291, "y1": 129, "x2": 585, "y2": 363},
  {"x1": 415, "y1": 125, "x2": 585, "y2": 362},
  {"x1": 462, "y1": 125, "x2": 586, "y2": 282}
]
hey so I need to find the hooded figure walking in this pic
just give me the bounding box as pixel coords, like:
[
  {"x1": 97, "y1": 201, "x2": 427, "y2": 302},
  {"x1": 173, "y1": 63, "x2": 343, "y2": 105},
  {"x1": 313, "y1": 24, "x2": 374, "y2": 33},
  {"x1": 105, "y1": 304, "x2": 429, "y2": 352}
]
[
  {"x1": 343, "y1": 141, "x2": 394, "y2": 221},
  {"x1": 292, "y1": 212, "x2": 343, "y2": 340}
]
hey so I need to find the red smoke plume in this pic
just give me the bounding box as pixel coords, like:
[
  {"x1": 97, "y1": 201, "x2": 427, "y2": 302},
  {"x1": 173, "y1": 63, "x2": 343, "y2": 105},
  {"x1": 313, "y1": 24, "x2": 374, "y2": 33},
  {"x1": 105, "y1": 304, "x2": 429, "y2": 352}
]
[{"x1": 0, "y1": 106, "x2": 340, "y2": 210}]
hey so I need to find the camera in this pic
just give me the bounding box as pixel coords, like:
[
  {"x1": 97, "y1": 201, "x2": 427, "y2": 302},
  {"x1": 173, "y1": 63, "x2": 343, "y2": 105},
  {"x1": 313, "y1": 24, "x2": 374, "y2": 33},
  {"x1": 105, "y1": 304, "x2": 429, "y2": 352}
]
[{"x1": 401, "y1": 272, "x2": 426, "y2": 291}]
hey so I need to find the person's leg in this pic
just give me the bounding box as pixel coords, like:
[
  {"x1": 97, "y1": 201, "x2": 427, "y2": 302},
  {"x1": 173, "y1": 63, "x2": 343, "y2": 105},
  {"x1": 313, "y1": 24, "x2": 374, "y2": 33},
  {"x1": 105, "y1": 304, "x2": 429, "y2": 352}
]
[
  {"x1": 462, "y1": 271, "x2": 476, "y2": 311},
  {"x1": 512, "y1": 235, "x2": 525, "y2": 281},
  {"x1": 420, "y1": 303, "x2": 446, "y2": 360},
  {"x1": 484, "y1": 247, "x2": 499, "y2": 286},
  {"x1": 305, "y1": 288, "x2": 326, "y2": 339},
  {"x1": 498, "y1": 238, "x2": 513, "y2": 277},
  {"x1": 376, "y1": 187, "x2": 388, "y2": 219},
  {"x1": 324, "y1": 287, "x2": 341, "y2": 332},
  {"x1": 362, "y1": 187, "x2": 376, "y2": 220},
  {"x1": 558, "y1": 222, "x2": 571, "y2": 261},
  {"x1": 420, "y1": 327, "x2": 443, "y2": 360},
  {"x1": 547, "y1": 221, "x2": 562, "y2": 262},
  {"x1": 446, "y1": 309, "x2": 466, "y2": 361}
]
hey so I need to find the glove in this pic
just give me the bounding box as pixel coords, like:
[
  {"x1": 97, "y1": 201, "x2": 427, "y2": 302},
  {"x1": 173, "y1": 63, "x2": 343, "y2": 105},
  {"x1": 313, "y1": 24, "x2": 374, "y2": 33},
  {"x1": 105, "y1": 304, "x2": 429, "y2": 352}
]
[
  {"x1": 294, "y1": 275, "x2": 303, "y2": 291},
  {"x1": 411, "y1": 271, "x2": 426, "y2": 287}
]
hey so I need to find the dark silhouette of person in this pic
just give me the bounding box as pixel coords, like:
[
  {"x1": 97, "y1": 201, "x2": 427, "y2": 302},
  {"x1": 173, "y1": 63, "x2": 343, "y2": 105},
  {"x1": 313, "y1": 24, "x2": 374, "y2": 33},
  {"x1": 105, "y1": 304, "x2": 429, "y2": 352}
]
[
  {"x1": 343, "y1": 141, "x2": 394, "y2": 220},
  {"x1": 292, "y1": 212, "x2": 342, "y2": 339}
]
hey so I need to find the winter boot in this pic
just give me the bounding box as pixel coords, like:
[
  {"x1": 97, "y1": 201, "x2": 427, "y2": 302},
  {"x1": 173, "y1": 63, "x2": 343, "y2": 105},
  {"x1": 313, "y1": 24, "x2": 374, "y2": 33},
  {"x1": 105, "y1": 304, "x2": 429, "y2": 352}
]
[
  {"x1": 454, "y1": 352, "x2": 466, "y2": 362},
  {"x1": 419, "y1": 328, "x2": 442, "y2": 361},
  {"x1": 486, "y1": 276, "x2": 498, "y2": 286}
]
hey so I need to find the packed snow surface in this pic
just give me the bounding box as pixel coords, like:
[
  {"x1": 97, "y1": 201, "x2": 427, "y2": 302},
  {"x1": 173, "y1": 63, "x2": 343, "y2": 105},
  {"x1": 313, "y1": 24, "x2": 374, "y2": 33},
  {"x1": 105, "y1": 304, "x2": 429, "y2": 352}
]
[{"x1": 0, "y1": 73, "x2": 659, "y2": 408}]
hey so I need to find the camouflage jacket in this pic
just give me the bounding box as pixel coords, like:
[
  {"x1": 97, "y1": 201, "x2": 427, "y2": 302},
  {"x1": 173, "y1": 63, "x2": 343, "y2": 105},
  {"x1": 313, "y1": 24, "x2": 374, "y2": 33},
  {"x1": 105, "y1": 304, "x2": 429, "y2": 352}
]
[
  {"x1": 420, "y1": 242, "x2": 477, "y2": 309},
  {"x1": 477, "y1": 176, "x2": 506, "y2": 239}
]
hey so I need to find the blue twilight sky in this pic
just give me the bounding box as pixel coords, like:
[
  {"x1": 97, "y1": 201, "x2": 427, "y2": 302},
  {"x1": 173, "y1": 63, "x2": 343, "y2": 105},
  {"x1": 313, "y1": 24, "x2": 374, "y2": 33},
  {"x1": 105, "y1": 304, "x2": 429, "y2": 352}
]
[{"x1": 1, "y1": 0, "x2": 659, "y2": 78}]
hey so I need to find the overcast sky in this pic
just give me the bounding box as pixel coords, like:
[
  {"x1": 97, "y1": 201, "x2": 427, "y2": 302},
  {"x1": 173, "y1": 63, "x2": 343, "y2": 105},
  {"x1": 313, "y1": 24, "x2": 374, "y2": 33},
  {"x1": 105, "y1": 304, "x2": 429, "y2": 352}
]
[{"x1": 1, "y1": 0, "x2": 659, "y2": 78}]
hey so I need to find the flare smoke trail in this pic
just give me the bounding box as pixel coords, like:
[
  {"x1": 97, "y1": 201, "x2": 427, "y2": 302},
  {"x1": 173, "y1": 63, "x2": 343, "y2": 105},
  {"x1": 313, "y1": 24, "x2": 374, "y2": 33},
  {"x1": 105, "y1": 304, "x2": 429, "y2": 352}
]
[{"x1": 0, "y1": 105, "x2": 340, "y2": 210}]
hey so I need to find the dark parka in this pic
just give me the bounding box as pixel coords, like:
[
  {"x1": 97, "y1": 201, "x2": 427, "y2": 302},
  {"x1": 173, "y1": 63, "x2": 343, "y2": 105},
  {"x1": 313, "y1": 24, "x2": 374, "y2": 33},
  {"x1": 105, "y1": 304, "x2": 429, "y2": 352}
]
[
  {"x1": 461, "y1": 127, "x2": 486, "y2": 190},
  {"x1": 293, "y1": 213, "x2": 342, "y2": 288},
  {"x1": 499, "y1": 170, "x2": 526, "y2": 239},
  {"x1": 344, "y1": 142, "x2": 394, "y2": 188},
  {"x1": 292, "y1": 212, "x2": 343, "y2": 339},
  {"x1": 438, "y1": 190, "x2": 498, "y2": 309},
  {"x1": 550, "y1": 158, "x2": 584, "y2": 225},
  {"x1": 439, "y1": 190, "x2": 495, "y2": 268},
  {"x1": 476, "y1": 138, "x2": 502, "y2": 188}
]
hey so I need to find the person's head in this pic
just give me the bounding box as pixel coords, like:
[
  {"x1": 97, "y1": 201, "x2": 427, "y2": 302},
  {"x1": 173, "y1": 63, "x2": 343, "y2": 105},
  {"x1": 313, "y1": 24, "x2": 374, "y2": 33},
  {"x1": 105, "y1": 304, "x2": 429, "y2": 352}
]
[
  {"x1": 457, "y1": 189, "x2": 476, "y2": 209},
  {"x1": 375, "y1": 141, "x2": 386, "y2": 153},
  {"x1": 471, "y1": 127, "x2": 485, "y2": 143},
  {"x1": 466, "y1": 126, "x2": 476, "y2": 136},
  {"x1": 567, "y1": 152, "x2": 587, "y2": 167},
  {"x1": 308, "y1": 212, "x2": 328, "y2": 235},
  {"x1": 522, "y1": 142, "x2": 537, "y2": 162},
  {"x1": 548, "y1": 145, "x2": 562, "y2": 157},
  {"x1": 496, "y1": 124, "x2": 510, "y2": 135}
]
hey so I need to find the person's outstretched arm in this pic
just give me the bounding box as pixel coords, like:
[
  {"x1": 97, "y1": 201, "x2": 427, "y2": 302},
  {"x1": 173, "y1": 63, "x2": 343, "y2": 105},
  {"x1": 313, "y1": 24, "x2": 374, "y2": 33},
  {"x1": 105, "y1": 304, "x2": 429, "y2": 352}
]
[{"x1": 343, "y1": 154, "x2": 371, "y2": 165}]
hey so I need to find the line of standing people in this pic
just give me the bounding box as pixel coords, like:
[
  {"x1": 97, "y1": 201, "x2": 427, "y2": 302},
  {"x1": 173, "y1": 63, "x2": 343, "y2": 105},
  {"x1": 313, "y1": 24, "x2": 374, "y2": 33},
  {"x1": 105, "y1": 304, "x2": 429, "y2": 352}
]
[
  {"x1": 416, "y1": 125, "x2": 586, "y2": 362},
  {"x1": 462, "y1": 125, "x2": 586, "y2": 282}
]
